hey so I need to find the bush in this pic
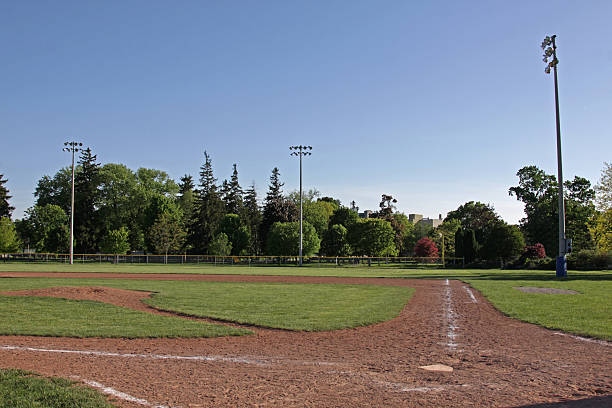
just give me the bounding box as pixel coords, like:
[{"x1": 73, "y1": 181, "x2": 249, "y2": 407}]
[{"x1": 567, "y1": 250, "x2": 611, "y2": 270}]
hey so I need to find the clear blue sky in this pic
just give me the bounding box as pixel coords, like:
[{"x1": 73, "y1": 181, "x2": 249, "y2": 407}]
[{"x1": 2, "y1": 1, "x2": 611, "y2": 223}]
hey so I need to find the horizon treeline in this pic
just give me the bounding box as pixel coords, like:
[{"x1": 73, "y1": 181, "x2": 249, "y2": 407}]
[{"x1": 0, "y1": 151, "x2": 610, "y2": 266}]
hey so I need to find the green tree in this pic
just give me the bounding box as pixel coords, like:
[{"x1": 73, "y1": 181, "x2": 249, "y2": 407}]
[
  {"x1": 509, "y1": 165, "x2": 596, "y2": 254},
  {"x1": 17, "y1": 205, "x2": 70, "y2": 253},
  {"x1": 74, "y1": 148, "x2": 103, "y2": 253},
  {"x1": 260, "y1": 168, "x2": 298, "y2": 251},
  {"x1": 303, "y1": 201, "x2": 331, "y2": 237},
  {"x1": 347, "y1": 219, "x2": 396, "y2": 256},
  {"x1": 209, "y1": 232, "x2": 232, "y2": 256},
  {"x1": 33, "y1": 167, "x2": 72, "y2": 214},
  {"x1": 320, "y1": 224, "x2": 352, "y2": 257},
  {"x1": 445, "y1": 201, "x2": 503, "y2": 245},
  {"x1": 100, "y1": 227, "x2": 131, "y2": 258},
  {"x1": 177, "y1": 174, "x2": 196, "y2": 228},
  {"x1": 463, "y1": 228, "x2": 479, "y2": 263},
  {"x1": 595, "y1": 162, "x2": 612, "y2": 211},
  {"x1": 329, "y1": 207, "x2": 360, "y2": 229},
  {"x1": 0, "y1": 174, "x2": 15, "y2": 219},
  {"x1": 189, "y1": 151, "x2": 226, "y2": 254},
  {"x1": 480, "y1": 223, "x2": 525, "y2": 266},
  {"x1": 243, "y1": 183, "x2": 262, "y2": 255},
  {"x1": 266, "y1": 221, "x2": 320, "y2": 256},
  {"x1": 0, "y1": 217, "x2": 20, "y2": 252},
  {"x1": 148, "y1": 212, "x2": 187, "y2": 262},
  {"x1": 223, "y1": 164, "x2": 244, "y2": 215},
  {"x1": 218, "y1": 213, "x2": 250, "y2": 255},
  {"x1": 431, "y1": 219, "x2": 461, "y2": 257},
  {"x1": 589, "y1": 209, "x2": 612, "y2": 252}
]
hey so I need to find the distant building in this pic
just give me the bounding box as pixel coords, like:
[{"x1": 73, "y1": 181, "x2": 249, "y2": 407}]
[
  {"x1": 359, "y1": 210, "x2": 374, "y2": 219},
  {"x1": 409, "y1": 213, "x2": 444, "y2": 229}
]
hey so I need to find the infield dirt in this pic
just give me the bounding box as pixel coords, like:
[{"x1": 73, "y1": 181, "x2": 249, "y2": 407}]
[{"x1": 0, "y1": 273, "x2": 610, "y2": 407}]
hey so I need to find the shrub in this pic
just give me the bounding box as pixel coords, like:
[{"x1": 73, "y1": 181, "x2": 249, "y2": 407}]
[{"x1": 567, "y1": 250, "x2": 611, "y2": 270}]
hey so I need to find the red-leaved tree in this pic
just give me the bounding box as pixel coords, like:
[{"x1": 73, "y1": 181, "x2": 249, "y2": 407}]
[
  {"x1": 414, "y1": 237, "x2": 439, "y2": 258},
  {"x1": 523, "y1": 243, "x2": 546, "y2": 259}
]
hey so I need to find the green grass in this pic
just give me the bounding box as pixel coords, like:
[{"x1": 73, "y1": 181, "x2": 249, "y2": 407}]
[
  {"x1": 144, "y1": 281, "x2": 414, "y2": 331},
  {"x1": 0, "y1": 369, "x2": 112, "y2": 408},
  {"x1": 0, "y1": 278, "x2": 414, "y2": 333},
  {"x1": 465, "y1": 278, "x2": 612, "y2": 341},
  {"x1": 1, "y1": 263, "x2": 610, "y2": 340}
]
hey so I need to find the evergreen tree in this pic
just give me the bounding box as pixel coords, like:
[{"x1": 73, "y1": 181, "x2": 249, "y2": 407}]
[
  {"x1": 74, "y1": 148, "x2": 102, "y2": 253},
  {"x1": 462, "y1": 228, "x2": 479, "y2": 263},
  {"x1": 260, "y1": 168, "x2": 298, "y2": 252},
  {"x1": 188, "y1": 151, "x2": 225, "y2": 253},
  {"x1": 243, "y1": 183, "x2": 262, "y2": 254},
  {"x1": 0, "y1": 174, "x2": 15, "y2": 219},
  {"x1": 179, "y1": 174, "x2": 195, "y2": 194},
  {"x1": 177, "y1": 174, "x2": 195, "y2": 227},
  {"x1": 454, "y1": 227, "x2": 464, "y2": 259},
  {"x1": 224, "y1": 164, "x2": 244, "y2": 214}
]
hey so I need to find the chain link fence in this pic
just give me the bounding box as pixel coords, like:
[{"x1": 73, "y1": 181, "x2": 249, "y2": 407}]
[{"x1": 1, "y1": 253, "x2": 464, "y2": 268}]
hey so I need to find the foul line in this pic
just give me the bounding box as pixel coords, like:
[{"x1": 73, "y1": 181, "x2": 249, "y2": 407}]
[
  {"x1": 463, "y1": 286, "x2": 478, "y2": 303},
  {"x1": 444, "y1": 279, "x2": 458, "y2": 349},
  {"x1": 0, "y1": 345, "x2": 269, "y2": 366},
  {"x1": 73, "y1": 376, "x2": 171, "y2": 408},
  {"x1": 553, "y1": 332, "x2": 611, "y2": 347}
]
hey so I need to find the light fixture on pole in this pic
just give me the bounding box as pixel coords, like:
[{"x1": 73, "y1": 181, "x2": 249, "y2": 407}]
[
  {"x1": 541, "y1": 35, "x2": 568, "y2": 278},
  {"x1": 63, "y1": 141, "x2": 83, "y2": 265},
  {"x1": 290, "y1": 145, "x2": 312, "y2": 266}
]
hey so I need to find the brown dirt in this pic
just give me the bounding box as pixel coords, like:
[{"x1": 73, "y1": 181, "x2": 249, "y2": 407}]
[{"x1": 0, "y1": 272, "x2": 610, "y2": 408}]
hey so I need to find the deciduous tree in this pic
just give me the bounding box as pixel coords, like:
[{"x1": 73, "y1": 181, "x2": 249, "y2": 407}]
[
  {"x1": 266, "y1": 221, "x2": 320, "y2": 256},
  {"x1": 0, "y1": 217, "x2": 20, "y2": 252}
]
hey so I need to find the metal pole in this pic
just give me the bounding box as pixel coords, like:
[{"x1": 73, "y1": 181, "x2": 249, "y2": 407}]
[
  {"x1": 69, "y1": 148, "x2": 75, "y2": 265},
  {"x1": 299, "y1": 151, "x2": 303, "y2": 266},
  {"x1": 551, "y1": 36, "x2": 567, "y2": 278}
]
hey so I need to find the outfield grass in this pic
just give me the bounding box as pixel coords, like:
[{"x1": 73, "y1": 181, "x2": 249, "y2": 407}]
[
  {"x1": 465, "y1": 278, "x2": 612, "y2": 341},
  {"x1": 0, "y1": 369, "x2": 112, "y2": 408},
  {"x1": 0, "y1": 278, "x2": 414, "y2": 334}
]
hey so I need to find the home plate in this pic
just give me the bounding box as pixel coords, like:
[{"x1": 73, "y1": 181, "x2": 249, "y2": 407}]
[{"x1": 419, "y1": 364, "x2": 454, "y2": 372}]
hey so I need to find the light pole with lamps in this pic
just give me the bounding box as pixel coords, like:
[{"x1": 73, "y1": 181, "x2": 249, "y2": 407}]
[
  {"x1": 63, "y1": 141, "x2": 83, "y2": 265},
  {"x1": 289, "y1": 145, "x2": 312, "y2": 266},
  {"x1": 541, "y1": 35, "x2": 568, "y2": 278}
]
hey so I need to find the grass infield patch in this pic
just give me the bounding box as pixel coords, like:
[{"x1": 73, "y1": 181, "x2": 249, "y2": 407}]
[
  {"x1": 0, "y1": 369, "x2": 112, "y2": 408},
  {"x1": 0, "y1": 278, "x2": 414, "y2": 334}
]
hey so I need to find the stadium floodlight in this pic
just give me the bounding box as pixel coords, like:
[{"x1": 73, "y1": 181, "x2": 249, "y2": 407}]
[
  {"x1": 290, "y1": 145, "x2": 312, "y2": 266},
  {"x1": 62, "y1": 141, "x2": 83, "y2": 265},
  {"x1": 541, "y1": 35, "x2": 567, "y2": 278}
]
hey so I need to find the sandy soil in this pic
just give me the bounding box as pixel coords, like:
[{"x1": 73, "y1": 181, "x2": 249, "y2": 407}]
[{"x1": 0, "y1": 272, "x2": 610, "y2": 407}]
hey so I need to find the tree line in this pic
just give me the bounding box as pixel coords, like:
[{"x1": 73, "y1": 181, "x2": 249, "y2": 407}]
[{"x1": 0, "y1": 152, "x2": 610, "y2": 266}]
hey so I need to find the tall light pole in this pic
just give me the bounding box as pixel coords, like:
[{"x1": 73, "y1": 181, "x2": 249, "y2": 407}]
[
  {"x1": 542, "y1": 35, "x2": 567, "y2": 278},
  {"x1": 290, "y1": 145, "x2": 312, "y2": 266},
  {"x1": 63, "y1": 141, "x2": 83, "y2": 265}
]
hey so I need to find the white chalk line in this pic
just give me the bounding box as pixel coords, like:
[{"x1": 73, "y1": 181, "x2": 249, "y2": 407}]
[
  {"x1": 0, "y1": 344, "x2": 341, "y2": 369},
  {"x1": 444, "y1": 279, "x2": 458, "y2": 348},
  {"x1": 553, "y1": 332, "x2": 611, "y2": 347},
  {"x1": 72, "y1": 376, "x2": 172, "y2": 408},
  {"x1": 463, "y1": 286, "x2": 478, "y2": 303},
  {"x1": 0, "y1": 345, "x2": 270, "y2": 366}
]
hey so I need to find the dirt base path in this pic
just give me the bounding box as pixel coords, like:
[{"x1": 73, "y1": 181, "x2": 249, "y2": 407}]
[{"x1": 0, "y1": 273, "x2": 610, "y2": 407}]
